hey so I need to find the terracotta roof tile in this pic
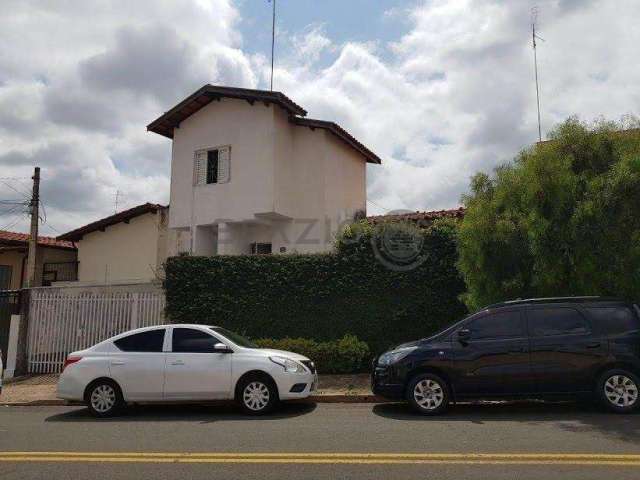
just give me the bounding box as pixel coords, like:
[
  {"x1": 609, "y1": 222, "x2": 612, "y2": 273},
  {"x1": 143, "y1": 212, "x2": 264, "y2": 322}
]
[
  {"x1": 0, "y1": 230, "x2": 76, "y2": 249},
  {"x1": 367, "y1": 207, "x2": 465, "y2": 225}
]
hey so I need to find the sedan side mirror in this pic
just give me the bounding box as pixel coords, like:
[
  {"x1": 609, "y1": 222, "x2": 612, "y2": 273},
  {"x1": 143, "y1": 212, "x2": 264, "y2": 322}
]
[
  {"x1": 458, "y1": 329, "x2": 471, "y2": 342},
  {"x1": 213, "y1": 342, "x2": 232, "y2": 353}
]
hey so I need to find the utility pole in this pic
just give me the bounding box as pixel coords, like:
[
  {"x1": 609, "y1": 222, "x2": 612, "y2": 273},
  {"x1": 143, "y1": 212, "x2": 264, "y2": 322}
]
[{"x1": 26, "y1": 166, "x2": 40, "y2": 288}]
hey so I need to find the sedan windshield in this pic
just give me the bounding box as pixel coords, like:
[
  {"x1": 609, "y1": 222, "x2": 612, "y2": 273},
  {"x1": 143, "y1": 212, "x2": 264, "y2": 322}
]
[{"x1": 210, "y1": 327, "x2": 258, "y2": 348}]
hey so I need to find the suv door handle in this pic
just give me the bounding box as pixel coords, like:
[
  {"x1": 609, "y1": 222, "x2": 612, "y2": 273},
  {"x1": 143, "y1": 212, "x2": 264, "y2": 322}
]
[
  {"x1": 111, "y1": 361, "x2": 125, "y2": 366},
  {"x1": 585, "y1": 342, "x2": 601, "y2": 348},
  {"x1": 171, "y1": 360, "x2": 184, "y2": 366}
]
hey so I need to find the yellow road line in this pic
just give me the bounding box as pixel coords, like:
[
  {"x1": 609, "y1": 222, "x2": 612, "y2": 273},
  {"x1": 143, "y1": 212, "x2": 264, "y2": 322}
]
[{"x1": 1, "y1": 452, "x2": 640, "y2": 465}]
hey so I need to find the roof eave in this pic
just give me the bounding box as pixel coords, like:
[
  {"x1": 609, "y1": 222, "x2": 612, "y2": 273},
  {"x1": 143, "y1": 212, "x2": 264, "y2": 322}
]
[
  {"x1": 290, "y1": 117, "x2": 382, "y2": 164},
  {"x1": 147, "y1": 85, "x2": 308, "y2": 139},
  {"x1": 57, "y1": 203, "x2": 166, "y2": 242}
]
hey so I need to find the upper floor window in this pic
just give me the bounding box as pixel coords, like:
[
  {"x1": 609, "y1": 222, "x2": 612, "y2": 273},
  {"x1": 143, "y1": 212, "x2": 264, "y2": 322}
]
[{"x1": 194, "y1": 146, "x2": 230, "y2": 186}]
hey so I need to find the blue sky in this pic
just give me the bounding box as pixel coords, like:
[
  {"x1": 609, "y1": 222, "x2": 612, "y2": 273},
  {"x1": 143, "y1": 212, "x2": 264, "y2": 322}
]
[{"x1": 239, "y1": 0, "x2": 408, "y2": 71}]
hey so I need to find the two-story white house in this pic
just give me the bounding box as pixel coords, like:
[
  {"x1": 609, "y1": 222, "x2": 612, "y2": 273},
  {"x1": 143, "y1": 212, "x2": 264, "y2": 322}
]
[{"x1": 147, "y1": 85, "x2": 381, "y2": 256}]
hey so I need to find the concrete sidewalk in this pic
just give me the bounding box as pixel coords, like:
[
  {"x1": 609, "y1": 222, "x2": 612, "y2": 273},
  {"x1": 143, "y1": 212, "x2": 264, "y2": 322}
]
[{"x1": 1, "y1": 373, "x2": 382, "y2": 405}]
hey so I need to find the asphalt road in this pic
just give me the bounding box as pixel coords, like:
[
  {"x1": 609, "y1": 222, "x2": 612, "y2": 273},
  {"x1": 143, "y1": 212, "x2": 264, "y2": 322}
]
[{"x1": 2, "y1": 401, "x2": 640, "y2": 479}]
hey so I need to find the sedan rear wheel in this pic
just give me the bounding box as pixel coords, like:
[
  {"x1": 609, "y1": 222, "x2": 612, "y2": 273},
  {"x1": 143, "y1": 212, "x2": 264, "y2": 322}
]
[{"x1": 86, "y1": 380, "x2": 124, "y2": 418}]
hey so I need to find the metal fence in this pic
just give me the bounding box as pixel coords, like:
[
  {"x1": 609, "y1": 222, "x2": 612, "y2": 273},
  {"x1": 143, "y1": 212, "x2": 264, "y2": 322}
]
[{"x1": 26, "y1": 286, "x2": 165, "y2": 373}]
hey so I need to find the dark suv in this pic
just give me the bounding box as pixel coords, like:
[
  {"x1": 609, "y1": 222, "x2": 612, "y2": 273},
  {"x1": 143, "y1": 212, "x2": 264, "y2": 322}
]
[{"x1": 372, "y1": 297, "x2": 640, "y2": 414}]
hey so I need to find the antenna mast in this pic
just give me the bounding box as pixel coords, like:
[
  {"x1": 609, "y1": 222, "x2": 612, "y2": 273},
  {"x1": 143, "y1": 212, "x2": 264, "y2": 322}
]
[
  {"x1": 114, "y1": 189, "x2": 121, "y2": 213},
  {"x1": 270, "y1": 0, "x2": 276, "y2": 91},
  {"x1": 532, "y1": 7, "x2": 543, "y2": 142}
]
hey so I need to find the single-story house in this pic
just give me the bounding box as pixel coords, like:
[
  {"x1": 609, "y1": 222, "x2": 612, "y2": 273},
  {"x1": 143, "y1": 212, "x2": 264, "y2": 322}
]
[
  {"x1": 0, "y1": 230, "x2": 77, "y2": 289},
  {"x1": 57, "y1": 203, "x2": 170, "y2": 285}
]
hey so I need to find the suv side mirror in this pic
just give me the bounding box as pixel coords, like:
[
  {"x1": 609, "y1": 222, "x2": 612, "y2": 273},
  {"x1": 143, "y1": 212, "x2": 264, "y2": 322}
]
[
  {"x1": 213, "y1": 342, "x2": 232, "y2": 353},
  {"x1": 458, "y1": 329, "x2": 471, "y2": 342}
]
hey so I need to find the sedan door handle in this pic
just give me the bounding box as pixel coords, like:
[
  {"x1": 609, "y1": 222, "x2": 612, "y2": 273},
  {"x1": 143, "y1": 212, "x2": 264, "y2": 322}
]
[
  {"x1": 171, "y1": 360, "x2": 184, "y2": 366},
  {"x1": 111, "y1": 361, "x2": 125, "y2": 366},
  {"x1": 586, "y1": 342, "x2": 601, "y2": 348},
  {"x1": 508, "y1": 347, "x2": 525, "y2": 353}
]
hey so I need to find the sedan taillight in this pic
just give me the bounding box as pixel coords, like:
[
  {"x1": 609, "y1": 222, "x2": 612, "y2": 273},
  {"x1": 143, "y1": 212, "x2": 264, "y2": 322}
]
[{"x1": 63, "y1": 356, "x2": 82, "y2": 371}]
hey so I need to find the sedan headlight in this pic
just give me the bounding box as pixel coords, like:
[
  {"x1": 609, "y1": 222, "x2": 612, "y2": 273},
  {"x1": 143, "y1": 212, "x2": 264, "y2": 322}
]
[
  {"x1": 270, "y1": 356, "x2": 306, "y2": 373},
  {"x1": 377, "y1": 347, "x2": 417, "y2": 366}
]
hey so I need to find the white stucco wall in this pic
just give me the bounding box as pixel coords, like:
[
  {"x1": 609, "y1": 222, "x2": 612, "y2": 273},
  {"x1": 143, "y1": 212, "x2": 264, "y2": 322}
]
[
  {"x1": 170, "y1": 97, "x2": 277, "y2": 229},
  {"x1": 168, "y1": 96, "x2": 368, "y2": 255},
  {"x1": 75, "y1": 211, "x2": 166, "y2": 283}
]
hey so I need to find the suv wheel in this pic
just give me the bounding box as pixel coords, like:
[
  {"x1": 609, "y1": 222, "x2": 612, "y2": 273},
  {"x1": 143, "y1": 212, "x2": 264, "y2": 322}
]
[
  {"x1": 86, "y1": 380, "x2": 124, "y2": 418},
  {"x1": 598, "y1": 369, "x2": 640, "y2": 413},
  {"x1": 406, "y1": 373, "x2": 450, "y2": 415},
  {"x1": 237, "y1": 375, "x2": 279, "y2": 415}
]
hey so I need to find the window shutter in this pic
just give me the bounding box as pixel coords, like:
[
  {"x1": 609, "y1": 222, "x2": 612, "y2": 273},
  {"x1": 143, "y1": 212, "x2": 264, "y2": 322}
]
[
  {"x1": 218, "y1": 146, "x2": 231, "y2": 183},
  {"x1": 193, "y1": 150, "x2": 207, "y2": 186}
]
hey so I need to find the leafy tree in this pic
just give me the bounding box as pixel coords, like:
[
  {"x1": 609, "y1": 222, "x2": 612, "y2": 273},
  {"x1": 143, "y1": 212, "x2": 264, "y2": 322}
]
[{"x1": 458, "y1": 117, "x2": 640, "y2": 310}]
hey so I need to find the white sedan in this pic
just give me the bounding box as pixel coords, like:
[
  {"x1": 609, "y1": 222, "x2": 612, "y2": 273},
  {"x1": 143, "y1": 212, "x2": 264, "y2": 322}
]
[{"x1": 57, "y1": 324, "x2": 317, "y2": 417}]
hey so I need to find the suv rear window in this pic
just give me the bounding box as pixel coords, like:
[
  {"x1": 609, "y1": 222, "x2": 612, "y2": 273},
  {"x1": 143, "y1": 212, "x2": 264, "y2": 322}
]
[
  {"x1": 586, "y1": 306, "x2": 640, "y2": 335},
  {"x1": 114, "y1": 329, "x2": 165, "y2": 352},
  {"x1": 528, "y1": 308, "x2": 589, "y2": 337}
]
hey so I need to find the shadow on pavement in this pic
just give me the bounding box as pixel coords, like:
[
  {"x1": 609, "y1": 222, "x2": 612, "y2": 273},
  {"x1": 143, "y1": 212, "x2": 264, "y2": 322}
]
[
  {"x1": 372, "y1": 400, "x2": 640, "y2": 444},
  {"x1": 44, "y1": 401, "x2": 317, "y2": 424}
]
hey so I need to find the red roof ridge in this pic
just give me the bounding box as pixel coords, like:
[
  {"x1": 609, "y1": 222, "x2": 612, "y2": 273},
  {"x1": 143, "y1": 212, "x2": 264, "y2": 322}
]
[{"x1": 367, "y1": 207, "x2": 465, "y2": 224}]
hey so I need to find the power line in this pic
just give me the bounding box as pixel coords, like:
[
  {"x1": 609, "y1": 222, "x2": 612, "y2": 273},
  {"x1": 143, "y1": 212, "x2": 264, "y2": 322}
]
[
  {"x1": 367, "y1": 199, "x2": 392, "y2": 213},
  {"x1": 1, "y1": 180, "x2": 31, "y2": 199},
  {"x1": 40, "y1": 222, "x2": 63, "y2": 235},
  {"x1": 0, "y1": 212, "x2": 27, "y2": 231}
]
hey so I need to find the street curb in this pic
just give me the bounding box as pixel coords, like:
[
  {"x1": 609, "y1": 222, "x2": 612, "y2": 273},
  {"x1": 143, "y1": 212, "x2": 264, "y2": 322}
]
[
  {"x1": 307, "y1": 394, "x2": 387, "y2": 403},
  {"x1": 1, "y1": 400, "x2": 80, "y2": 407},
  {"x1": 1, "y1": 395, "x2": 386, "y2": 407}
]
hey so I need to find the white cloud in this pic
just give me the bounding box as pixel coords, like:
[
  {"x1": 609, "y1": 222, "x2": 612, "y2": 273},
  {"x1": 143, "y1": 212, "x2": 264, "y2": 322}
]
[
  {"x1": 1, "y1": 0, "x2": 639, "y2": 233},
  {"x1": 269, "y1": 0, "x2": 640, "y2": 214},
  {"x1": 0, "y1": 0, "x2": 250, "y2": 235}
]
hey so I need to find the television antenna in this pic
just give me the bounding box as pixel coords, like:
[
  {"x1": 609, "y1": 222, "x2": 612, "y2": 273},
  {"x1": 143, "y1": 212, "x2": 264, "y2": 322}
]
[{"x1": 532, "y1": 6, "x2": 545, "y2": 142}]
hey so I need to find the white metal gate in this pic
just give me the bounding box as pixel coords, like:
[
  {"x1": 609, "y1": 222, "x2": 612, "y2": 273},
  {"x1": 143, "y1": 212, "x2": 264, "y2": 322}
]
[{"x1": 27, "y1": 287, "x2": 165, "y2": 373}]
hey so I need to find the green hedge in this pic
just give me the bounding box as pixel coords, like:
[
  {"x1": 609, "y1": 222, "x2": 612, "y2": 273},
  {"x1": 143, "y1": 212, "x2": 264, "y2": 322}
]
[
  {"x1": 164, "y1": 220, "x2": 467, "y2": 353},
  {"x1": 254, "y1": 335, "x2": 370, "y2": 374}
]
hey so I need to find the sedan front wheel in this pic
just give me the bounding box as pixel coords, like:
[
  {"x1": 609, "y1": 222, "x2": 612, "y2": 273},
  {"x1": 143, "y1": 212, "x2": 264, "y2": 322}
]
[{"x1": 237, "y1": 375, "x2": 278, "y2": 415}]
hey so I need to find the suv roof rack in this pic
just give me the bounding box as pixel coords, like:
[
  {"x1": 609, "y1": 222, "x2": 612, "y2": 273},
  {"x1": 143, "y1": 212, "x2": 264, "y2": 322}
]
[{"x1": 484, "y1": 296, "x2": 623, "y2": 310}]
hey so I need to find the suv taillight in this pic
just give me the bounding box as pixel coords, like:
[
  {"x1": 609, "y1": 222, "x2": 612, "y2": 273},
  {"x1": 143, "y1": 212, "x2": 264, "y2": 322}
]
[{"x1": 63, "y1": 356, "x2": 82, "y2": 371}]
